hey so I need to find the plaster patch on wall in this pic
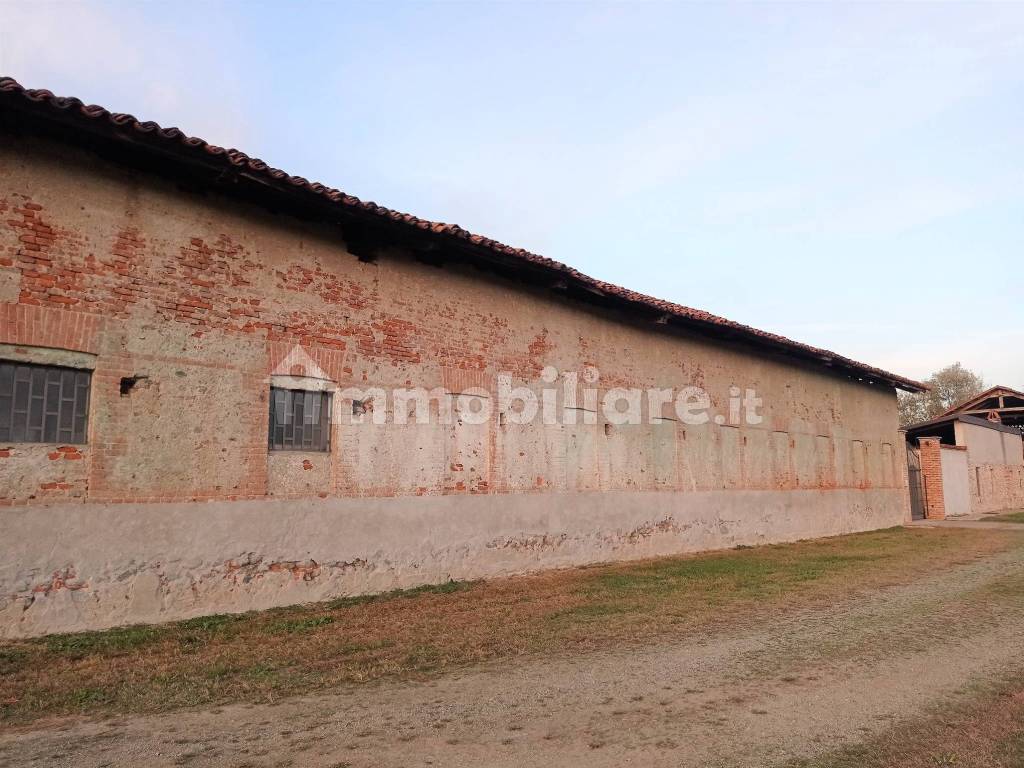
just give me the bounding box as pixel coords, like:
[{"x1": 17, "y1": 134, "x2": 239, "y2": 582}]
[{"x1": 0, "y1": 268, "x2": 21, "y2": 302}]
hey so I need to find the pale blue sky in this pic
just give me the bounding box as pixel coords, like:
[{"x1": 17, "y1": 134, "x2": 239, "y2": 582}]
[{"x1": 2, "y1": 1, "x2": 1021, "y2": 386}]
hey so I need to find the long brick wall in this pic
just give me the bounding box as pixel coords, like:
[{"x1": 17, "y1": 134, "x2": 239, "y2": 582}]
[{"x1": 0, "y1": 134, "x2": 912, "y2": 636}]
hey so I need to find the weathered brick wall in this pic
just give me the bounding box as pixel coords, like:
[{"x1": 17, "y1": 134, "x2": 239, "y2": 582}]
[
  {"x1": 976, "y1": 466, "x2": 1024, "y2": 514},
  {"x1": 969, "y1": 461, "x2": 1024, "y2": 515},
  {"x1": 0, "y1": 136, "x2": 908, "y2": 508},
  {"x1": 958, "y1": 423, "x2": 1024, "y2": 515},
  {"x1": 0, "y1": 136, "x2": 912, "y2": 636}
]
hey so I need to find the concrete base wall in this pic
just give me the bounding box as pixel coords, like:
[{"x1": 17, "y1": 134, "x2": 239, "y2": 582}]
[{"x1": 0, "y1": 488, "x2": 904, "y2": 638}]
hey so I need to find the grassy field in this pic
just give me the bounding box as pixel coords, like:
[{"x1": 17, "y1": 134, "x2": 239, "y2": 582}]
[
  {"x1": 0, "y1": 526, "x2": 1016, "y2": 726},
  {"x1": 981, "y1": 510, "x2": 1024, "y2": 524}
]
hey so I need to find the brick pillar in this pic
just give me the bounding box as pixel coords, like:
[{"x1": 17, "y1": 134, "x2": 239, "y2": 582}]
[{"x1": 918, "y1": 437, "x2": 946, "y2": 520}]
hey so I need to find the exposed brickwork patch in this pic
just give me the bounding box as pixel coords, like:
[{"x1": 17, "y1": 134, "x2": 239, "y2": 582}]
[{"x1": 0, "y1": 302, "x2": 101, "y2": 353}]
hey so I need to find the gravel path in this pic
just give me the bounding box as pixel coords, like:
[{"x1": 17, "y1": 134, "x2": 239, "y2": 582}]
[{"x1": 3, "y1": 540, "x2": 1024, "y2": 768}]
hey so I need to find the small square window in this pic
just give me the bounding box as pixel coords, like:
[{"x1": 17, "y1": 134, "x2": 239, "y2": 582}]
[
  {"x1": 0, "y1": 361, "x2": 91, "y2": 444},
  {"x1": 268, "y1": 387, "x2": 332, "y2": 452}
]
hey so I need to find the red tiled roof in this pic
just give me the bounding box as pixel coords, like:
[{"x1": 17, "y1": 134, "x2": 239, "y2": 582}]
[{"x1": 0, "y1": 76, "x2": 926, "y2": 392}]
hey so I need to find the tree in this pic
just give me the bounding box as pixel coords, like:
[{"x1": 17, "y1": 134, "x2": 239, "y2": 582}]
[
  {"x1": 898, "y1": 362, "x2": 985, "y2": 427},
  {"x1": 897, "y1": 389, "x2": 931, "y2": 427}
]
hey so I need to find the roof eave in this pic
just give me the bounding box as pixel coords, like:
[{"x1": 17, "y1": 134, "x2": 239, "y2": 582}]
[{"x1": 0, "y1": 76, "x2": 928, "y2": 394}]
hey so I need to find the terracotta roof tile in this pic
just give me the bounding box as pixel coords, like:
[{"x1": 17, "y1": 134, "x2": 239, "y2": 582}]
[{"x1": 0, "y1": 76, "x2": 925, "y2": 392}]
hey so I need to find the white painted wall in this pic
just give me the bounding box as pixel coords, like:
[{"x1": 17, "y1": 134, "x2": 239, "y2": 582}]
[{"x1": 940, "y1": 447, "x2": 970, "y2": 518}]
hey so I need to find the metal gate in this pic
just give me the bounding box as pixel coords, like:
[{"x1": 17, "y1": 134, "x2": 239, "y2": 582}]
[{"x1": 907, "y1": 445, "x2": 926, "y2": 520}]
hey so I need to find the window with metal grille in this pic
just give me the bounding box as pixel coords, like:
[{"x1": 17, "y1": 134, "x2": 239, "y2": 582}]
[
  {"x1": 0, "y1": 362, "x2": 91, "y2": 444},
  {"x1": 268, "y1": 387, "x2": 332, "y2": 452}
]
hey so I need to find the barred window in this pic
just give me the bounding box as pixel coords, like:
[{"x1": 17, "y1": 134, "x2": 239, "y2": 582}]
[
  {"x1": 0, "y1": 362, "x2": 91, "y2": 444},
  {"x1": 268, "y1": 387, "x2": 332, "y2": 452}
]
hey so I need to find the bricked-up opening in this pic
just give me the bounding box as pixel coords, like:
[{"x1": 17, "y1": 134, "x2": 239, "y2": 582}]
[
  {"x1": 268, "y1": 387, "x2": 332, "y2": 452},
  {"x1": 0, "y1": 361, "x2": 91, "y2": 444}
]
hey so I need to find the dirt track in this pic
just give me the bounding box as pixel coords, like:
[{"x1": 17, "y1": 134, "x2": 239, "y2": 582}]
[{"x1": 3, "y1": 535, "x2": 1024, "y2": 768}]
